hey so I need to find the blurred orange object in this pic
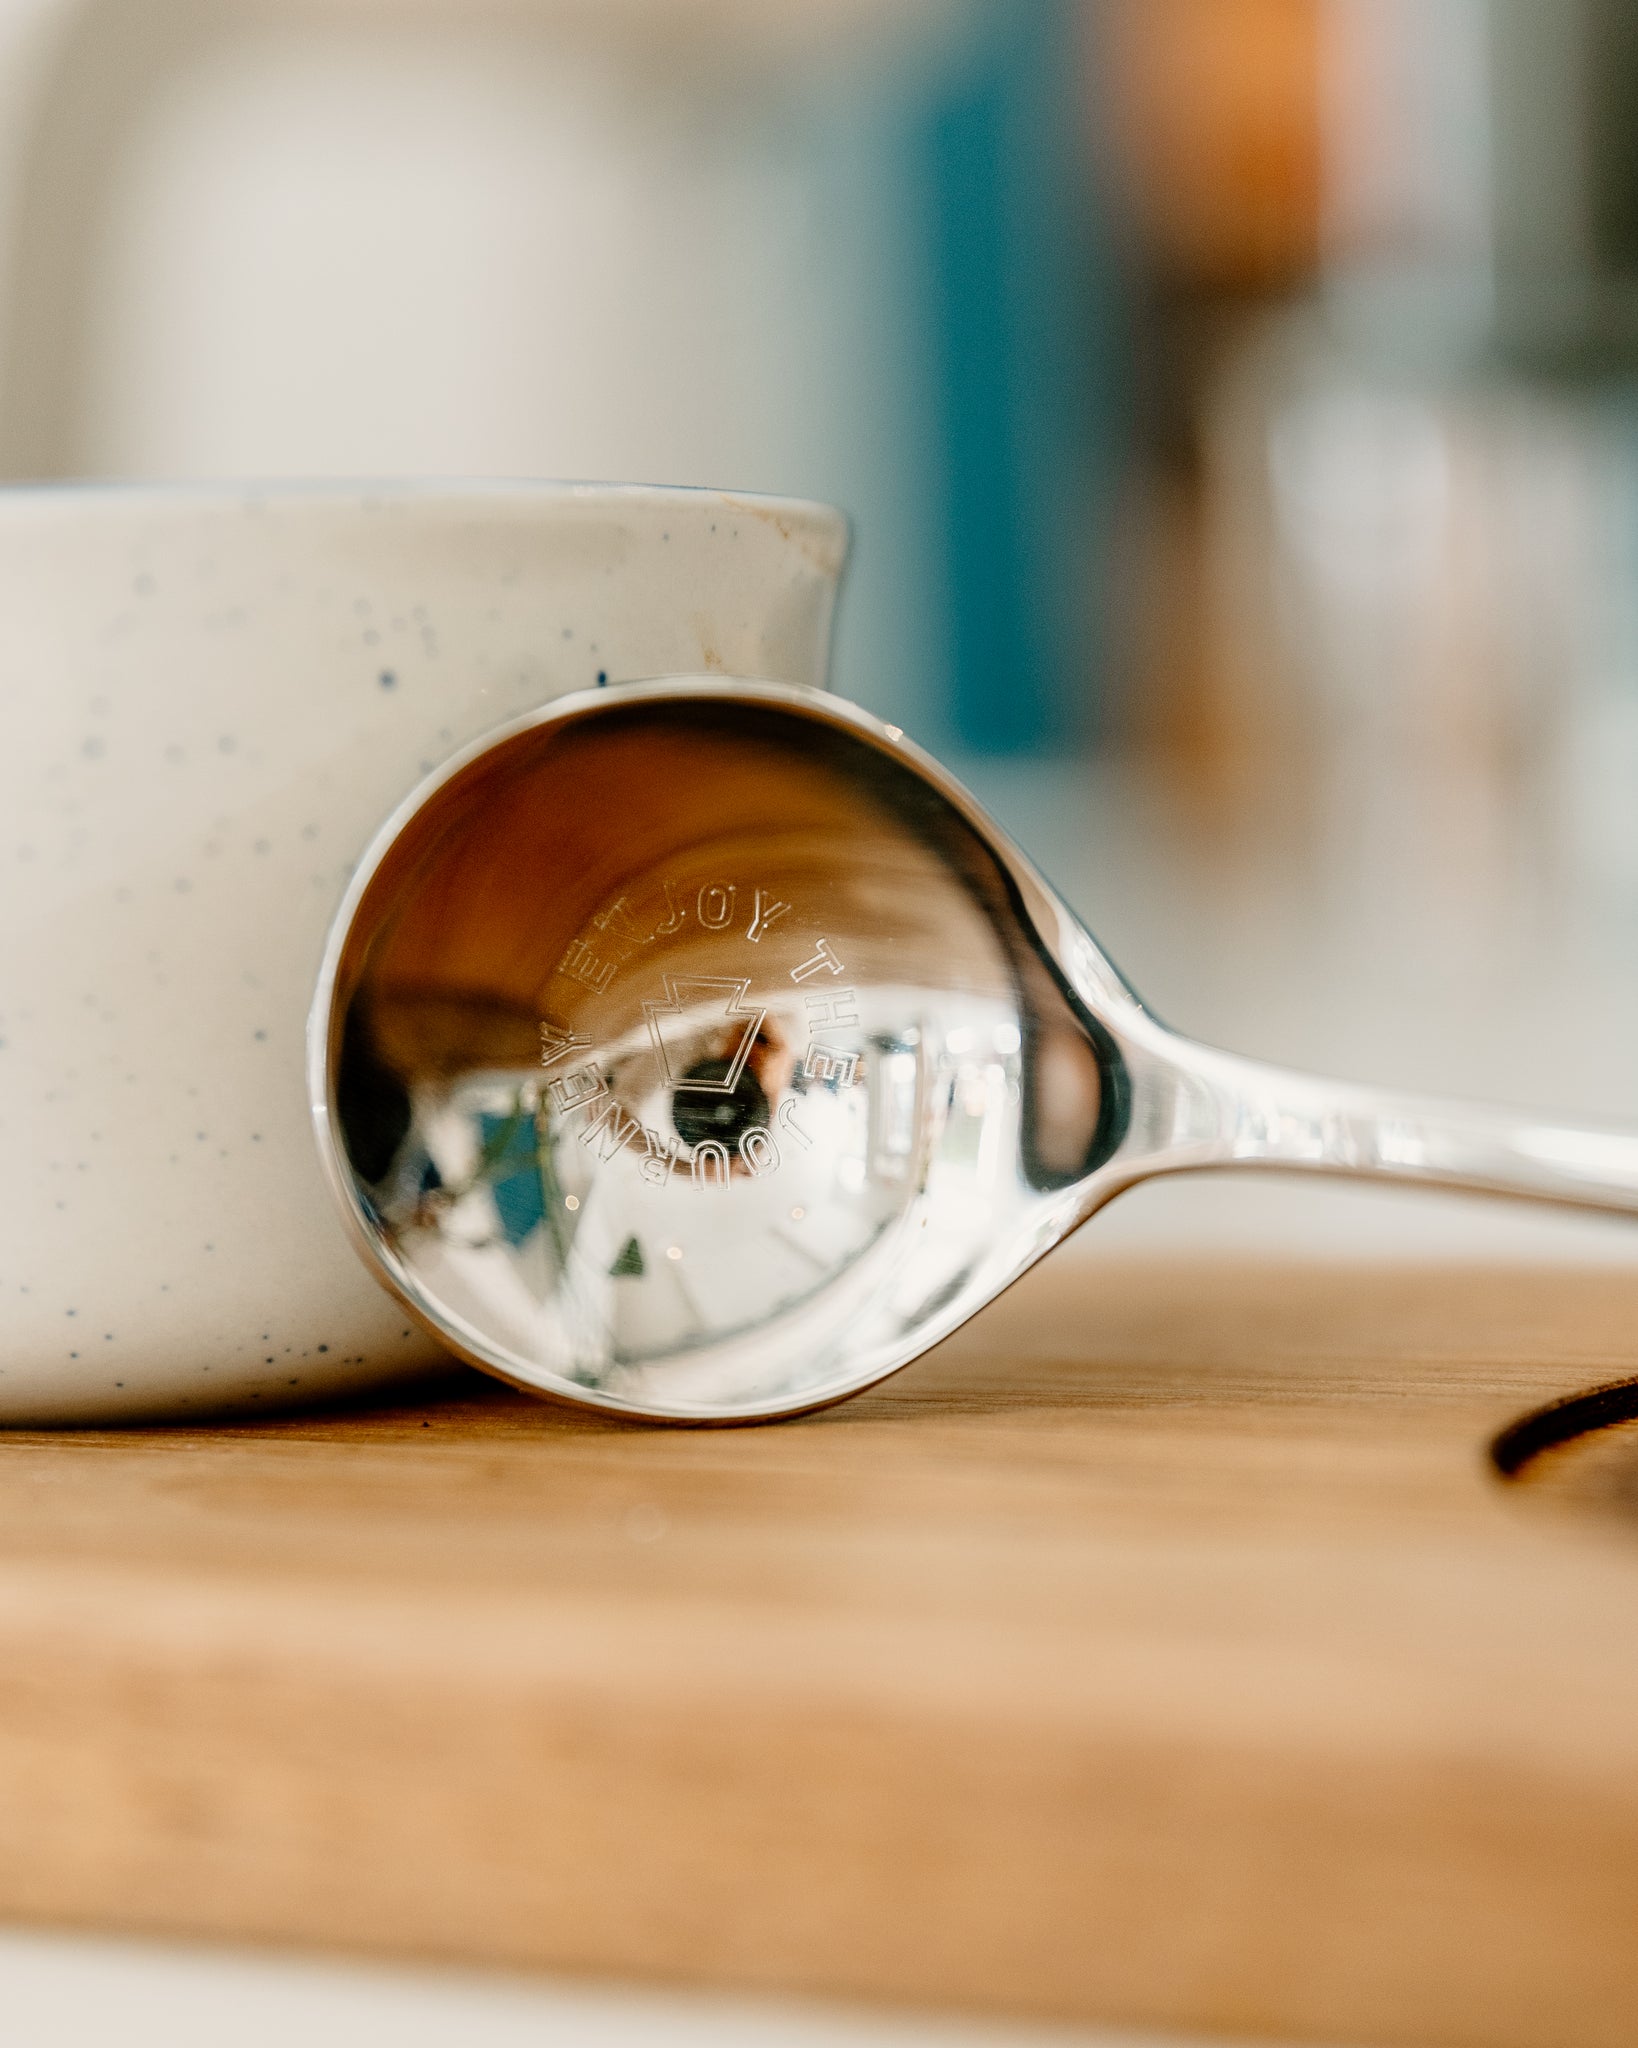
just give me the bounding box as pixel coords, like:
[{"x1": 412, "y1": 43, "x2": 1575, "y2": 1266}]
[{"x1": 1096, "y1": 0, "x2": 1322, "y2": 286}]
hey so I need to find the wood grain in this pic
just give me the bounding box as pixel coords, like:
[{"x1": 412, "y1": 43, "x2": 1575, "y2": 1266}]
[{"x1": 1, "y1": 1248, "x2": 1636, "y2": 2048}]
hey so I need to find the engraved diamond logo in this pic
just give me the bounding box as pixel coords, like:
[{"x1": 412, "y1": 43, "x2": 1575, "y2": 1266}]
[{"x1": 642, "y1": 976, "x2": 766, "y2": 1095}]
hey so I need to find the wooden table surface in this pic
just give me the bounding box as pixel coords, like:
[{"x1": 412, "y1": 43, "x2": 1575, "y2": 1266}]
[{"x1": 1, "y1": 1246, "x2": 1636, "y2": 2048}]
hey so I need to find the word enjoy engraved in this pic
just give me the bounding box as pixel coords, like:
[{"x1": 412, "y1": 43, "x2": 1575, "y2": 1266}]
[
  {"x1": 696, "y1": 883, "x2": 735, "y2": 930},
  {"x1": 747, "y1": 889, "x2": 790, "y2": 943},
  {"x1": 591, "y1": 897, "x2": 653, "y2": 946},
  {"x1": 552, "y1": 875, "x2": 794, "y2": 994},
  {"x1": 654, "y1": 881, "x2": 687, "y2": 936},
  {"x1": 558, "y1": 936, "x2": 615, "y2": 995}
]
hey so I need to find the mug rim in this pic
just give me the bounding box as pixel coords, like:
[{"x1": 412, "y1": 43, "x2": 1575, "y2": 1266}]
[{"x1": 0, "y1": 476, "x2": 849, "y2": 538}]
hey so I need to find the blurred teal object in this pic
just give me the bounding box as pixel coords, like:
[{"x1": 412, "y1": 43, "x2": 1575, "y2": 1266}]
[
  {"x1": 478, "y1": 1109, "x2": 546, "y2": 1250},
  {"x1": 915, "y1": 0, "x2": 1127, "y2": 755}
]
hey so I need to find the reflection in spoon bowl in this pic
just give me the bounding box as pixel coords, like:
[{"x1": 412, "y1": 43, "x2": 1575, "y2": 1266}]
[{"x1": 311, "y1": 679, "x2": 1638, "y2": 1422}]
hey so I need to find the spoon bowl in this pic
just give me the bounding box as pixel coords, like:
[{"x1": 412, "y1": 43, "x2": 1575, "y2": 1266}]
[{"x1": 310, "y1": 678, "x2": 1638, "y2": 1421}]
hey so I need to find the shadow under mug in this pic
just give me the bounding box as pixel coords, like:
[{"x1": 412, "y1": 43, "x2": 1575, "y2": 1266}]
[{"x1": 0, "y1": 482, "x2": 847, "y2": 1421}]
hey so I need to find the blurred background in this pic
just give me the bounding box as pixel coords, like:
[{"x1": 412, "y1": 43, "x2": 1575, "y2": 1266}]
[
  {"x1": 4, "y1": 0, "x2": 1638, "y2": 1206},
  {"x1": 7, "y1": 2, "x2": 1638, "y2": 2039}
]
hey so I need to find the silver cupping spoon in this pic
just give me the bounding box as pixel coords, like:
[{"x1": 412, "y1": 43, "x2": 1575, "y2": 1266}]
[{"x1": 310, "y1": 677, "x2": 1638, "y2": 1423}]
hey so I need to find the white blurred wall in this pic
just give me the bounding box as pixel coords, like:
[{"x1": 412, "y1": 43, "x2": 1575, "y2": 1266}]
[{"x1": 0, "y1": 0, "x2": 973, "y2": 729}]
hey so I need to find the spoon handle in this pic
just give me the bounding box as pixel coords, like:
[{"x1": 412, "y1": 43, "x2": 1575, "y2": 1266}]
[{"x1": 1145, "y1": 1037, "x2": 1638, "y2": 1218}]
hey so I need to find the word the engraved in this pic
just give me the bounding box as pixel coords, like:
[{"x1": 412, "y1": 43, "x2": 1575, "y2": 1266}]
[
  {"x1": 643, "y1": 976, "x2": 766, "y2": 1095},
  {"x1": 789, "y1": 944, "x2": 862, "y2": 1090},
  {"x1": 803, "y1": 1044, "x2": 859, "y2": 1088},
  {"x1": 803, "y1": 985, "x2": 858, "y2": 1031},
  {"x1": 539, "y1": 1019, "x2": 592, "y2": 1070},
  {"x1": 790, "y1": 938, "x2": 845, "y2": 984}
]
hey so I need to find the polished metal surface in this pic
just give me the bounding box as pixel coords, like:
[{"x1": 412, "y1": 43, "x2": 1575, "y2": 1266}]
[{"x1": 310, "y1": 678, "x2": 1638, "y2": 1421}]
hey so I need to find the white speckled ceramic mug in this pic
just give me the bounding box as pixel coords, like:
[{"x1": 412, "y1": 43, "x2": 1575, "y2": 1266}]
[{"x1": 0, "y1": 483, "x2": 847, "y2": 1421}]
